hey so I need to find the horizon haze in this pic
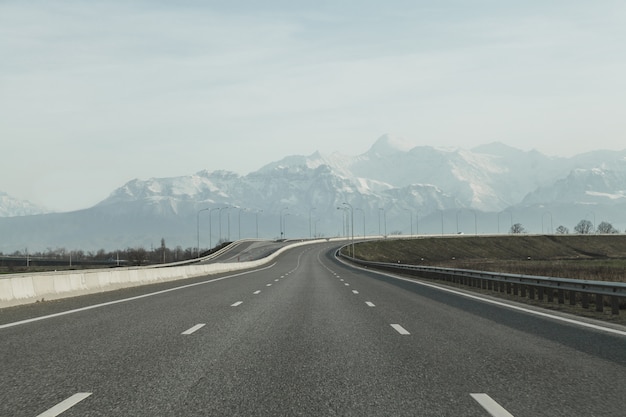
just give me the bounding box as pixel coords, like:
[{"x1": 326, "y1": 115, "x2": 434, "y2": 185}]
[{"x1": 2, "y1": 1, "x2": 625, "y2": 211}]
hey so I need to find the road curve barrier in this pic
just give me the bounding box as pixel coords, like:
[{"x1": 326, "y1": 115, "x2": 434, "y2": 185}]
[
  {"x1": 340, "y1": 252, "x2": 626, "y2": 316},
  {"x1": 0, "y1": 239, "x2": 339, "y2": 308}
]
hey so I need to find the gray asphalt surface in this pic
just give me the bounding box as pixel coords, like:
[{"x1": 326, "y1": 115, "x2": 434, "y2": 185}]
[
  {"x1": 199, "y1": 240, "x2": 294, "y2": 263},
  {"x1": 1, "y1": 241, "x2": 625, "y2": 416}
]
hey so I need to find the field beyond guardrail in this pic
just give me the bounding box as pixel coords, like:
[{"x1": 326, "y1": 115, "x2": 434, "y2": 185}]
[
  {"x1": 346, "y1": 257, "x2": 626, "y2": 316},
  {"x1": 341, "y1": 235, "x2": 626, "y2": 320}
]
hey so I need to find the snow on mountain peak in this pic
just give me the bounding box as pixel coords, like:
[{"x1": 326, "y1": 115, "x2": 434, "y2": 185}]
[
  {"x1": 367, "y1": 134, "x2": 417, "y2": 156},
  {"x1": 0, "y1": 191, "x2": 50, "y2": 217}
]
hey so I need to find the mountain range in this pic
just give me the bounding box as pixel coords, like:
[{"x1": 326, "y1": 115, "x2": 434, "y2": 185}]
[{"x1": 2, "y1": 135, "x2": 626, "y2": 253}]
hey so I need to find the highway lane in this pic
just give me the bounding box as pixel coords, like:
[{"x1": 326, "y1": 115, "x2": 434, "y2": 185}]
[
  {"x1": 1, "y1": 241, "x2": 625, "y2": 416},
  {"x1": 199, "y1": 239, "x2": 293, "y2": 263}
]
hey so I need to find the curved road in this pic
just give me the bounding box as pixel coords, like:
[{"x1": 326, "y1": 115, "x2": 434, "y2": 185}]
[
  {"x1": 1, "y1": 241, "x2": 625, "y2": 416},
  {"x1": 200, "y1": 240, "x2": 296, "y2": 263}
]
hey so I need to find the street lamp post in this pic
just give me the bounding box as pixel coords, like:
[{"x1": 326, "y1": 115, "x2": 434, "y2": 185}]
[
  {"x1": 197, "y1": 208, "x2": 210, "y2": 258},
  {"x1": 309, "y1": 207, "x2": 316, "y2": 238},
  {"x1": 343, "y1": 202, "x2": 354, "y2": 258},
  {"x1": 208, "y1": 207, "x2": 221, "y2": 251},
  {"x1": 280, "y1": 207, "x2": 289, "y2": 239},
  {"x1": 440, "y1": 210, "x2": 444, "y2": 235},
  {"x1": 283, "y1": 213, "x2": 291, "y2": 239},
  {"x1": 255, "y1": 210, "x2": 263, "y2": 239},
  {"x1": 404, "y1": 208, "x2": 413, "y2": 236},
  {"x1": 337, "y1": 206, "x2": 348, "y2": 237},
  {"x1": 219, "y1": 207, "x2": 231, "y2": 243},
  {"x1": 542, "y1": 211, "x2": 553, "y2": 234},
  {"x1": 227, "y1": 207, "x2": 232, "y2": 241},
  {"x1": 472, "y1": 210, "x2": 477, "y2": 235},
  {"x1": 355, "y1": 208, "x2": 365, "y2": 238},
  {"x1": 238, "y1": 207, "x2": 248, "y2": 240},
  {"x1": 586, "y1": 211, "x2": 596, "y2": 234},
  {"x1": 416, "y1": 211, "x2": 419, "y2": 235}
]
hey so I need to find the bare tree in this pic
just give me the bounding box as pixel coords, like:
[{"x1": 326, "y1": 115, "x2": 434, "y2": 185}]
[
  {"x1": 127, "y1": 247, "x2": 148, "y2": 266},
  {"x1": 574, "y1": 219, "x2": 594, "y2": 234},
  {"x1": 596, "y1": 221, "x2": 619, "y2": 234},
  {"x1": 555, "y1": 225, "x2": 569, "y2": 234},
  {"x1": 510, "y1": 223, "x2": 526, "y2": 234}
]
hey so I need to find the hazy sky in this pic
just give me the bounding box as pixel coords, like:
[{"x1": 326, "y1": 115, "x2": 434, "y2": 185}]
[{"x1": 2, "y1": 0, "x2": 625, "y2": 212}]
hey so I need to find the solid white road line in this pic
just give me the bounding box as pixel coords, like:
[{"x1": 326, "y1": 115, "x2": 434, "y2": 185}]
[
  {"x1": 231, "y1": 301, "x2": 243, "y2": 307},
  {"x1": 470, "y1": 393, "x2": 515, "y2": 417},
  {"x1": 37, "y1": 392, "x2": 93, "y2": 417},
  {"x1": 182, "y1": 324, "x2": 205, "y2": 335},
  {"x1": 390, "y1": 324, "x2": 410, "y2": 335},
  {"x1": 365, "y1": 301, "x2": 376, "y2": 307},
  {"x1": 342, "y1": 261, "x2": 626, "y2": 337},
  {"x1": 352, "y1": 290, "x2": 359, "y2": 294},
  {"x1": 0, "y1": 263, "x2": 278, "y2": 330},
  {"x1": 253, "y1": 290, "x2": 261, "y2": 295}
]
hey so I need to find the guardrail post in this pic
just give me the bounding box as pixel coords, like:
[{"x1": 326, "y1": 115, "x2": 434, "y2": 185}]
[
  {"x1": 595, "y1": 294, "x2": 604, "y2": 312},
  {"x1": 611, "y1": 296, "x2": 620, "y2": 315},
  {"x1": 352, "y1": 258, "x2": 625, "y2": 318}
]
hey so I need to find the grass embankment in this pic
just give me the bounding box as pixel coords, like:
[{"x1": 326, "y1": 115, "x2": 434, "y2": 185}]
[
  {"x1": 354, "y1": 235, "x2": 626, "y2": 323},
  {"x1": 355, "y1": 235, "x2": 626, "y2": 283}
]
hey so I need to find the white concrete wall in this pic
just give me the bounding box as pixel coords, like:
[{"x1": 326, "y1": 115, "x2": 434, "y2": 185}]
[{"x1": 0, "y1": 239, "x2": 338, "y2": 308}]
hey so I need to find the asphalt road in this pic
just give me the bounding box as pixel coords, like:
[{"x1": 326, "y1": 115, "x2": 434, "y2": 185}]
[
  {"x1": 200, "y1": 239, "x2": 294, "y2": 263},
  {"x1": 1, "y1": 241, "x2": 625, "y2": 416}
]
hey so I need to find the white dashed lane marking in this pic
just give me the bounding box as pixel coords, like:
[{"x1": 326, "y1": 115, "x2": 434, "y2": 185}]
[
  {"x1": 365, "y1": 301, "x2": 376, "y2": 307},
  {"x1": 470, "y1": 393, "x2": 515, "y2": 417},
  {"x1": 253, "y1": 290, "x2": 261, "y2": 295},
  {"x1": 352, "y1": 290, "x2": 359, "y2": 294},
  {"x1": 37, "y1": 393, "x2": 92, "y2": 417},
  {"x1": 231, "y1": 301, "x2": 243, "y2": 307},
  {"x1": 390, "y1": 324, "x2": 410, "y2": 335},
  {"x1": 182, "y1": 324, "x2": 205, "y2": 335}
]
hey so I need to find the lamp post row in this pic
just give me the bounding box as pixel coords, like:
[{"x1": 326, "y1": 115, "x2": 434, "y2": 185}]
[{"x1": 199, "y1": 206, "x2": 587, "y2": 252}]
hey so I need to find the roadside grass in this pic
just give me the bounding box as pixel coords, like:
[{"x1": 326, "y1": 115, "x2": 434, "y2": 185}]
[
  {"x1": 352, "y1": 235, "x2": 626, "y2": 324},
  {"x1": 354, "y1": 235, "x2": 626, "y2": 282}
]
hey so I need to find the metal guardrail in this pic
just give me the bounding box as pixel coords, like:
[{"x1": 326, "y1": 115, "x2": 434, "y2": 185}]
[{"x1": 344, "y1": 256, "x2": 626, "y2": 315}]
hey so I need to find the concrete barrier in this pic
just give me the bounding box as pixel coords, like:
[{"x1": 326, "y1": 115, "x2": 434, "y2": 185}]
[{"x1": 0, "y1": 239, "x2": 338, "y2": 308}]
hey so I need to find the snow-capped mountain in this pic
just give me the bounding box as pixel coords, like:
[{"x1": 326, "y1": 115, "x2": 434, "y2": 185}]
[
  {"x1": 0, "y1": 192, "x2": 49, "y2": 217},
  {"x1": 2, "y1": 135, "x2": 626, "y2": 252},
  {"x1": 522, "y1": 167, "x2": 626, "y2": 205},
  {"x1": 259, "y1": 135, "x2": 570, "y2": 211}
]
